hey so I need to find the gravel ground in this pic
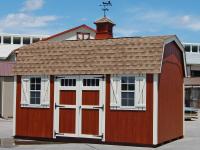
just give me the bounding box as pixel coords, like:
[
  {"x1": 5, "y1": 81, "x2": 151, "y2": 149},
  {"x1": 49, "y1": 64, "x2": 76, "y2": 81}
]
[{"x1": 0, "y1": 115, "x2": 200, "y2": 150}]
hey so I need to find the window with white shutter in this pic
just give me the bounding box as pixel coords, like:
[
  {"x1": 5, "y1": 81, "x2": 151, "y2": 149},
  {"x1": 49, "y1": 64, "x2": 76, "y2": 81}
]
[
  {"x1": 41, "y1": 76, "x2": 50, "y2": 106},
  {"x1": 110, "y1": 74, "x2": 146, "y2": 110},
  {"x1": 21, "y1": 76, "x2": 50, "y2": 108}
]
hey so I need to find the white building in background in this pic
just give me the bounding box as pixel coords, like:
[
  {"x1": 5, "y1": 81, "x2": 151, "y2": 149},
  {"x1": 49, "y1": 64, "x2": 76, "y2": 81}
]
[
  {"x1": 183, "y1": 43, "x2": 200, "y2": 108},
  {"x1": 0, "y1": 33, "x2": 48, "y2": 118},
  {"x1": 0, "y1": 34, "x2": 47, "y2": 60}
]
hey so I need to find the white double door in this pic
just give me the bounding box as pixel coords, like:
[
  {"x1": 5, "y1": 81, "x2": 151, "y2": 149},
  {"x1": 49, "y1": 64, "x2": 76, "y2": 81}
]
[{"x1": 54, "y1": 75, "x2": 105, "y2": 139}]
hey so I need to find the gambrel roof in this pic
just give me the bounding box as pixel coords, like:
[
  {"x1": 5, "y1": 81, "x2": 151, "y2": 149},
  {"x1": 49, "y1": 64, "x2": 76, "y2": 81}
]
[{"x1": 13, "y1": 35, "x2": 184, "y2": 75}]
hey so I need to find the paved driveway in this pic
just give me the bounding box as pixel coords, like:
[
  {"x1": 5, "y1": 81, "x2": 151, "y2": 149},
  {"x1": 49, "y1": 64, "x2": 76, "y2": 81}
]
[
  {"x1": 0, "y1": 118, "x2": 12, "y2": 138},
  {"x1": 0, "y1": 117, "x2": 200, "y2": 150}
]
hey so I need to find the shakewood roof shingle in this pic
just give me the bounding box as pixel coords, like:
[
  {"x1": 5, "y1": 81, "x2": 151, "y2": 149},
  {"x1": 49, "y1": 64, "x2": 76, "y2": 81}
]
[{"x1": 13, "y1": 35, "x2": 177, "y2": 75}]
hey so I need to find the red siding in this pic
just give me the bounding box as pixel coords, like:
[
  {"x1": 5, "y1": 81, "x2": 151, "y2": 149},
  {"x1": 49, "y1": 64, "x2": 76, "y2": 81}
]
[
  {"x1": 59, "y1": 109, "x2": 76, "y2": 134},
  {"x1": 60, "y1": 90, "x2": 76, "y2": 105},
  {"x1": 15, "y1": 76, "x2": 54, "y2": 138},
  {"x1": 82, "y1": 109, "x2": 99, "y2": 135},
  {"x1": 82, "y1": 91, "x2": 99, "y2": 105},
  {"x1": 158, "y1": 42, "x2": 184, "y2": 144},
  {"x1": 105, "y1": 74, "x2": 153, "y2": 145}
]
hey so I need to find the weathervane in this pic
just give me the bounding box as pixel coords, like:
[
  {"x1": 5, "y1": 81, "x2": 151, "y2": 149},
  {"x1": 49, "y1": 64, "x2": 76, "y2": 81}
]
[{"x1": 99, "y1": 0, "x2": 112, "y2": 17}]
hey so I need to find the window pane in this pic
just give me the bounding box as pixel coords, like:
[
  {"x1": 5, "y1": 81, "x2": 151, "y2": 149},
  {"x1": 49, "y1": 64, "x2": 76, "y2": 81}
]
[
  {"x1": 64, "y1": 79, "x2": 68, "y2": 86},
  {"x1": 122, "y1": 84, "x2": 127, "y2": 90},
  {"x1": 36, "y1": 78, "x2": 41, "y2": 83},
  {"x1": 31, "y1": 78, "x2": 35, "y2": 83},
  {"x1": 192, "y1": 45, "x2": 198, "y2": 52},
  {"x1": 23, "y1": 37, "x2": 30, "y2": 44},
  {"x1": 35, "y1": 98, "x2": 40, "y2": 104},
  {"x1": 36, "y1": 84, "x2": 41, "y2": 90},
  {"x1": 92, "y1": 79, "x2": 95, "y2": 86},
  {"x1": 30, "y1": 91, "x2": 35, "y2": 98},
  {"x1": 30, "y1": 98, "x2": 35, "y2": 104},
  {"x1": 3, "y1": 36, "x2": 11, "y2": 44},
  {"x1": 69, "y1": 79, "x2": 72, "y2": 86},
  {"x1": 87, "y1": 79, "x2": 91, "y2": 86},
  {"x1": 128, "y1": 92, "x2": 134, "y2": 99},
  {"x1": 61, "y1": 79, "x2": 64, "y2": 86},
  {"x1": 96, "y1": 79, "x2": 99, "y2": 86},
  {"x1": 35, "y1": 92, "x2": 40, "y2": 98},
  {"x1": 73, "y1": 79, "x2": 76, "y2": 86},
  {"x1": 122, "y1": 92, "x2": 128, "y2": 99},
  {"x1": 128, "y1": 77, "x2": 135, "y2": 83},
  {"x1": 30, "y1": 84, "x2": 35, "y2": 90},
  {"x1": 122, "y1": 77, "x2": 127, "y2": 83},
  {"x1": 83, "y1": 79, "x2": 86, "y2": 86},
  {"x1": 128, "y1": 100, "x2": 134, "y2": 106},
  {"x1": 128, "y1": 84, "x2": 135, "y2": 91},
  {"x1": 121, "y1": 99, "x2": 128, "y2": 106},
  {"x1": 13, "y1": 37, "x2": 21, "y2": 44},
  {"x1": 184, "y1": 45, "x2": 190, "y2": 52}
]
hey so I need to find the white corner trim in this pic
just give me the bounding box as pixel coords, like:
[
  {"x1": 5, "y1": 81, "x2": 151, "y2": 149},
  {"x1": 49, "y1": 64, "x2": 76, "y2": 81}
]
[
  {"x1": 13, "y1": 76, "x2": 17, "y2": 136},
  {"x1": 153, "y1": 74, "x2": 158, "y2": 145}
]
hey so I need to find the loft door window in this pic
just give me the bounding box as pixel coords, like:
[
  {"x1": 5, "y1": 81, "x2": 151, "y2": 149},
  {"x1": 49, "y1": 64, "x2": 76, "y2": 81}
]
[
  {"x1": 77, "y1": 32, "x2": 90, "y2": 40},
  {"x1": 121, "y1": 76, "x2": 135, "y2": 106},
  {"x1": 30, "y1": 77, "x2": 41, "y2": 104}
]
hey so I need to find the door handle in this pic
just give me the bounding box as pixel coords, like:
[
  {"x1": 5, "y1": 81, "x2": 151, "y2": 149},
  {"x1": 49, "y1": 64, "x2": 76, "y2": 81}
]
[
  {"x1": 93, "y1": 105, "x2": 104, "y2": 110},
  {"x1": 55, "y1": 103, "x2": 65, "y2": 109}
]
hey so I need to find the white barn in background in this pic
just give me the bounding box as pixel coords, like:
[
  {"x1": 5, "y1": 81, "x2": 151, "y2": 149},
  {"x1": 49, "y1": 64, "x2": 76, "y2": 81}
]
[
  {"x1": 0, "y1": 33, "x2": 48, "y2": 118},
  {"x1": 183, "y1": 43, "x2": 200, "y2": 108}
]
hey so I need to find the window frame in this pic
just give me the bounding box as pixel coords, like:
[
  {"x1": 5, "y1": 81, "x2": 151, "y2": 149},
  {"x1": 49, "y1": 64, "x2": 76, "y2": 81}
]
[
  {"x1": 30, "y1": 77, "x2": 42, "y2": 105},
  {"x1": 21, "y1": 75, "x2": 50, "y2": 108},
  {"x1": 110, "y1": 74, "x2": 146, "y2": 111},
  {"x1": 77, "y1": 32, "x2": 90, "y2": 40},
  {"x1": 121, "y1": 76, "x2": 135, "y2": 107}
]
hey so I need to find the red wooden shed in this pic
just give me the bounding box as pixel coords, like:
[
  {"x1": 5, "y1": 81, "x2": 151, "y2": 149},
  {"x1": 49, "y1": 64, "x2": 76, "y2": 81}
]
[{"x1": 12, "y1": 17, "x2": 186, "y2": 146}]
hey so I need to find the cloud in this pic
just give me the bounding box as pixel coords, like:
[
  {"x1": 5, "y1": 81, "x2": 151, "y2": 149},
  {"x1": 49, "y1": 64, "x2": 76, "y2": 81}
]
[
  {"x1": 179, "y1": 15, "x2": 200, "y2": 31},
  {"x1": 0, "y1": 13, "x2": 57, "y2": 28},
  {"x1": 21, "y1": 0, "x2": 44, "y2": 12},
  {"x1": 80, "y1": 18, "x2": 88, "y2": 21},
  {"x1": 126, "y1": 6, "x2": 200, "y2": 31},
  {"x1": 0, "y1": 0, "x2": 59, "y2": 34},
  {"x1": 114, "y1": 28, "x2": 139, "y2": 37},
  {"x1": 0, "y1": 13, "x2": 57, "y2": 31}
]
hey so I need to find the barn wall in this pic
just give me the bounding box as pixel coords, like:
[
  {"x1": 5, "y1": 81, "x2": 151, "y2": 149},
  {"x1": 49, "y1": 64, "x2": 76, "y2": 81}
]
[
  {"x1": 158, "y1": 42, "x2": 184, "y2": 144},
  {"x1": 105, "y1": 74, "x2": 153, "y2": 145},
  {"x1": 15, "y1": 76, "x2": 54, "y2": 138}
]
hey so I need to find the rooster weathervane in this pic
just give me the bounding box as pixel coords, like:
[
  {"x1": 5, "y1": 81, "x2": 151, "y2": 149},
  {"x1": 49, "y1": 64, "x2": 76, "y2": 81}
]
[{"x1": 99, "y1": 0, "x2": 112, "y2": 17}]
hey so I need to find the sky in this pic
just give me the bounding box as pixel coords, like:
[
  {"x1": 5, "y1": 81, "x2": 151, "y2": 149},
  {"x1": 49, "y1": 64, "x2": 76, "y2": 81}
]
[{"x1": 0, "y1": 0, "x2": 200, "y2": 43}]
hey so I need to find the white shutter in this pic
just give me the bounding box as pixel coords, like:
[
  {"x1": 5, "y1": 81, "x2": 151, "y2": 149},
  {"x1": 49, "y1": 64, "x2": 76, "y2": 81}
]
[
  {"x1": 135, "y1": 74, "x2": 146, "y2": 108},
  {"x1": 110, "y1": 75, "x2": 121, "y2": 107},
  {"x1": 41, "y1": 76, "x2": 50, "y2": 106},
  {"x1": 21, "y1": 76, "x2": 30, "y2": 105}
]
